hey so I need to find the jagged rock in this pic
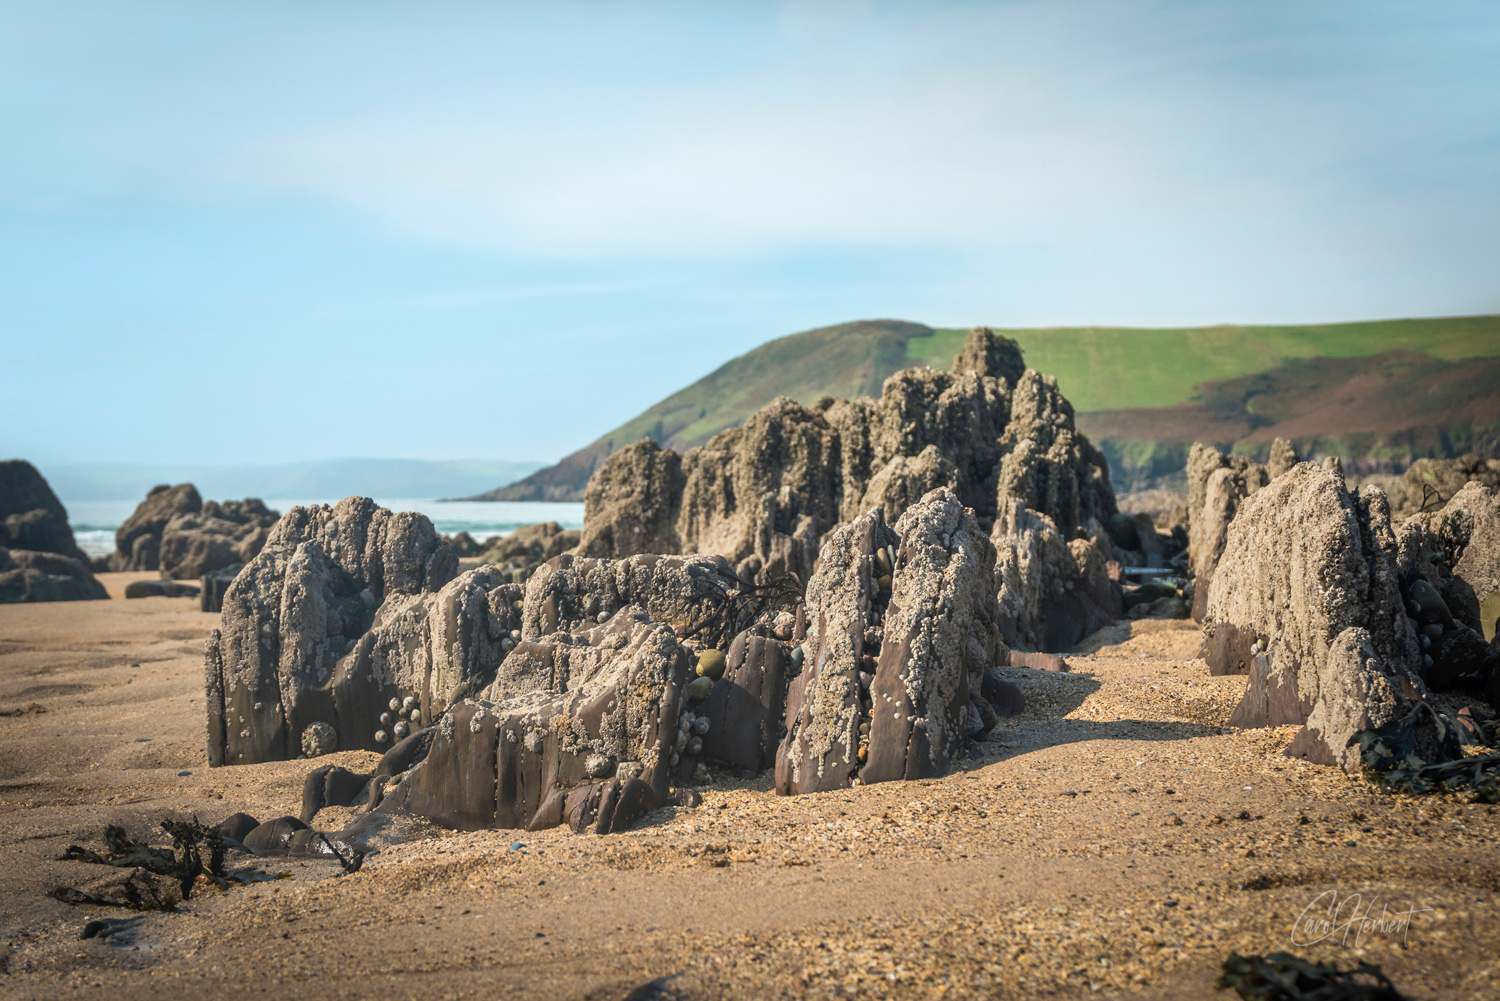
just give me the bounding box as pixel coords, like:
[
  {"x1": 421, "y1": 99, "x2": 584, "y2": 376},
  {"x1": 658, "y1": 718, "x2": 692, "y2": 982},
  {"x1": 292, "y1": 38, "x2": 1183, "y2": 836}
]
[
  {"x1": 123, "y1": 579, "x2": 199, "y2": 599},
  {"x1": 1185, "y1": 443, "x2": 1269, "y2": 620},
  {"x1": 1398, "y1": 481, "x2": 1500, "y2": 642},
  {"x1": 573, "y1": 328, "x2": 1115, "y2": 587},
  {"x1": 1285, "y1": 627, "x2": 1423, "y2": 773},
  {"x1": 114, "y1": 484, "x2": 201, "y2": 571},
  {"x1": 1266, "y1": 437, "x2": 1301, "y2": 479},
  {"x1": 991, "y1": 501, "x2": 1122, "y2": 653},
  {"x1": 861, "y1": 489, "x2": 1004, "y2": 783},
  {"x1": 577, "y1": 439, "x2": 686, "y2": 559},
  {"x1": 0, "y1": 459, "x2": 87, "y2": 561},
  {"x1": 1207, "y1": 465, "x2": 1429, "y2": 768},
  {"x1": 0, "y1": 547, "x2": 109, "y2": 603},
  {"x1": 859, "y1": 445, "x2": 959, "y2": 527},
  {"x1": 376, "y1": 606, "x2": 687, "y2": 833},
  {"x1": 776, "y1": 509, "x2": 898, "y2": 794},
  {"x1": 952, "y1": 326, "x2": 1026, "y2": 384},
  {"x1": 993, "y1": 370, "x2": 1115, "y2": 533},
  {"x1": 677, "y1": 397, "x2": 841, "y2": 584},
  {"x1": 203, "y1": 497, "x2": 464, "y2": 766},
  {"x1": 1204, "y1": 465, "x2": 1417, "y2": 681}
]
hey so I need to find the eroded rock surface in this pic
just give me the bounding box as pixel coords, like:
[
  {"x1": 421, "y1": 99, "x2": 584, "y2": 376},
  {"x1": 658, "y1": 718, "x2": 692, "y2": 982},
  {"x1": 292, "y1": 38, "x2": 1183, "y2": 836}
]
[
  {"x1": 575, "y1": 328, "x2": 1115, "y2": 587},
  {"x1": 1399, "y1": 481, "x2": 1500, "y2": 642},
  {"x1": 380, "y1": 608, "x2": 686, "y2": 833},
  {"x1": 776, "y1": 508, "x2": 898, "y2": 794},
  {"x1": 992, "y1": 501, "x2": 1121, "y2": 653},
  {"x1": 861, "y1": 490, "x2": 1004, "y2": 783},
  {"x1": 1185, "y1": 443, "x2": 1269, "y2": 621},
  {"x1": 1206, "y1": 464, "x2": 1430, "y2": 768},
  {"x1": 204, "y1": 497, "x2": 466, "y2": 765},
  {"x1": 777, "y1": 489, "x2": 1014, "y2": 794}
]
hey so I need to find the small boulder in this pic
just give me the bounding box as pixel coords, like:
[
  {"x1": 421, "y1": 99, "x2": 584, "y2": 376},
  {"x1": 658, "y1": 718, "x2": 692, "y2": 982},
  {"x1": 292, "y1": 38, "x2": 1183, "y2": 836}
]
[{"x1": 123, "y1": 579, "x2": 199, "y2": 599}]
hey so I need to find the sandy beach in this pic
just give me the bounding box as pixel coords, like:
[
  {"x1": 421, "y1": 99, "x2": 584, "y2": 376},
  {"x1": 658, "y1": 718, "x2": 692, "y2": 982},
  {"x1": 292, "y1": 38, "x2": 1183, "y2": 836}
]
[{"x1": 1, "y1": 575, "x2": 1496, "y2": 1000}]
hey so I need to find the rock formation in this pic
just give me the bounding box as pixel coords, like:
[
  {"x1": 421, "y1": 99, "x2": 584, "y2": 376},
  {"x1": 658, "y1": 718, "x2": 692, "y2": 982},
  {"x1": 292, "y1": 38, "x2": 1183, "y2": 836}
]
[
  {"x1": 1379, "y1": 455, "x2": 1500, "y2": 519},
  {"x1": 109, "y1": 485, "x2": 278, "y2": 576},
  {"x1": 0, "y1": 546, "x2": 109, "y2": 602},
  {"x1": 777, "y1": 489, "x2": 1014, "y2": 793},
  {"x1": 1398, "y1": 482, "x2": 1500, "y2": 640},
  {"x1": 776, "y1": 507, "x2": 899, "y2": 794},
  {"x1": 577, "y1": 328, "x2": 1116, "y2": 611},
  {"x1": 113, "y1": 483, "x2": 201, "y2": 571},
  {"x1": 231, "y1": 487, "x2": 1027, "y2": 836},
  {"x1": 479, "y1": 521, "x2": 583, "y2": 582},
  {"x1": 377, "y1": 606, "x2": 688, "y2": 833},
  {"x1": 992, "y1": 501, "x2": 1122, "y2": 652},
  {"x1": 1184, "y1": 442, "x2": 1282, "y2": 620},
  {"x1": 0, "y1": 460, "x2": 108, "y2": 602},
  {"x1": 204, "y1": 497, "x2": 465, "y2": 765},
  {"x1": 0, "y1": 459, "x2": 89, "y2": 562},
  {"x1": 159, "y1": 500, "x2": 278, "y2": 580},
  {"x1": 1203, "y1": 463, "x2": 1429, "y2": 770}
]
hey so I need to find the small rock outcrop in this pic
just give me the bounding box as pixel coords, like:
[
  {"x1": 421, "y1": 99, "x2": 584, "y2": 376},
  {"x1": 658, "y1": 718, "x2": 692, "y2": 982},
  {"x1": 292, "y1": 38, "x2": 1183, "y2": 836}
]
[
  {"x1": 861, "y1": 490, "x2": 1005, "y2": 783},
  {"x1": 159, "y1": 499, "x2": 279, "y2": 580},
  {"x1": 1383, "y1": 455, "x2": 1500, "y2": 519},
  {"x1": 0, "y1": 546, "x2": 109, "y2": 603},
  {"x1": 113, "y1": 484, "x2": 202, "y2": 571},
  {"x1": 111, "y1": 486, "x2": 277, "y2": 576},
  {"x1": 776, "y1": 508, "x2": 899, "y2": 794},
  {"x1": 204, "y1": 498, "x2": 463, "y2": 765},
  {"x1": 577, "y1": 440, "x2": 686, "y2": 559},
  {"x1": 0, "y1": 459, "x2": 88, "y2": 562},
  {"x1": 123, "y1": 579, "x2": 199, "y2": 599},
  {"x1": 1206, "y1": 464, "x2": 1428, "y2": 769}
]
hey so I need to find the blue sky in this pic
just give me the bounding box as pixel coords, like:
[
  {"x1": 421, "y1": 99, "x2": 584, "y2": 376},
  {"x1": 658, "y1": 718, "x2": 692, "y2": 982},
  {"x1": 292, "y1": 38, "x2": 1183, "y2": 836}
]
[{"x1": 3, "y1": 1, "x2": 1498, "y2": 467}]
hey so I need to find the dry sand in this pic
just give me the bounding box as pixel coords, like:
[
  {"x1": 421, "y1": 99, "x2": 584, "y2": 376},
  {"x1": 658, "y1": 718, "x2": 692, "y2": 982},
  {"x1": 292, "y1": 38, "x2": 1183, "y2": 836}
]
[{"x1": 1, "y1": 573, "x2": 1497, "y2": 1000}]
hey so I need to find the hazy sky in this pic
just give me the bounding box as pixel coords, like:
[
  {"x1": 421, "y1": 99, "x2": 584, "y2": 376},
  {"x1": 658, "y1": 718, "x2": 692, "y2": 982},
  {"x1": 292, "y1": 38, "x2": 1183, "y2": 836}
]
[{"x1": 4, "y1": 1, "x2": 1498, "y2": 467}]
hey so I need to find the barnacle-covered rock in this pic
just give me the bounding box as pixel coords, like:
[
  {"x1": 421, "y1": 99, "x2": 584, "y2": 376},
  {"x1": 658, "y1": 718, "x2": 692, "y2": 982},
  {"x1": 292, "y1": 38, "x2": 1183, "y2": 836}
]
[{"x1": 204, "y1": 497, "x2": 481, "y2": 766}]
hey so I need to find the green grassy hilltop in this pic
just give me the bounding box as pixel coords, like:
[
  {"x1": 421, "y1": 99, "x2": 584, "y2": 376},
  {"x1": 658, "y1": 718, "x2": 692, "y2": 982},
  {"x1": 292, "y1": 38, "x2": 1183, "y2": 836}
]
[{"x1": 475, "y1": 314, "x2": 1500, "y2": 501}]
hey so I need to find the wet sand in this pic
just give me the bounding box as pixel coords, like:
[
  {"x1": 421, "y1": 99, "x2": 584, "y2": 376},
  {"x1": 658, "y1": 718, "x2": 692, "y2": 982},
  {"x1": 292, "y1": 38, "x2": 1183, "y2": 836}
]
[{"x1": 1, "y1": 574, "x2": 1497, "y2": 999}]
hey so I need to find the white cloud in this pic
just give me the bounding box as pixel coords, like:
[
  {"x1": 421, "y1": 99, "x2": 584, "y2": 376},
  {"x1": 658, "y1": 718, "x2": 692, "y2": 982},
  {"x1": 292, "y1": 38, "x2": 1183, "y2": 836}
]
[{"x1": 237, "y1": 65, "x2": 1180, "y2": 254}]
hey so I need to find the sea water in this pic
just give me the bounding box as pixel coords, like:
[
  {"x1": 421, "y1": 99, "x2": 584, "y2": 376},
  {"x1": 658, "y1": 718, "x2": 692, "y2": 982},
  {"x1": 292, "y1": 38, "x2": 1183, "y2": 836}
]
[{"x1": 64, "y1": 498, "x2": 585, "y2": 559}]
